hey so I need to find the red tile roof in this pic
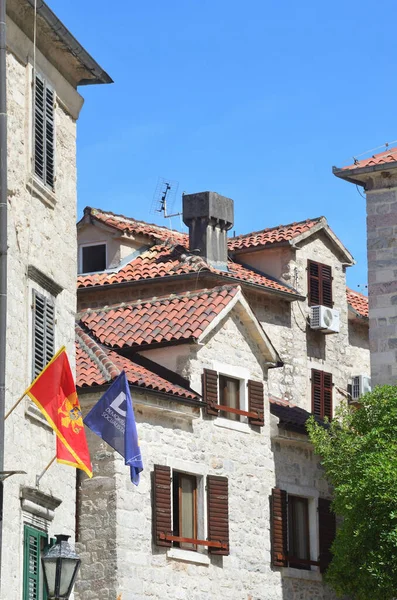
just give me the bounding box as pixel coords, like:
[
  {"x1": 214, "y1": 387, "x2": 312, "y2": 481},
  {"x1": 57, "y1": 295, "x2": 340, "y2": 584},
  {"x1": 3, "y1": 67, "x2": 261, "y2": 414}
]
[
  {"x1": 82, "y1": 207, "x2": 188, "y2": 245},
  {"x1": 228, "y1": 218, "x2": 322, "y2": 251},
  {"x1": 346, "y1": 288, "x2": 368, "y2": 318},
  {"x1": 76, "y1": 324, "x2": 199, "y2": 400},
  {"x1": 78, "y1": 286, "x2": 240, "y2": 349},
  {"x1": 342, "y1": 147, "x2": 397, "y2": 170},
  {"x1": 270, "y1": 398, "x2": 327, "y2": 433},
  {"x1": 77, "y1": 243, "x2": 301, "y2": 298}
]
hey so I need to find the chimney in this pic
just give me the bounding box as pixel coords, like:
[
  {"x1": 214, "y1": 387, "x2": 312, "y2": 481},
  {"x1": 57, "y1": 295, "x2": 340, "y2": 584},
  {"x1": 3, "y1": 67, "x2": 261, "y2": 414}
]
[{"x1": 182, "y1": 191, "x2": 234, "y2": 270}]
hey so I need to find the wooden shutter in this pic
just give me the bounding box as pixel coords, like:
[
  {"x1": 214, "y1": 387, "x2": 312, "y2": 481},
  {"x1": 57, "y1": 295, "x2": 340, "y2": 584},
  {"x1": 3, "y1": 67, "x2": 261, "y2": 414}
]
[
  {"x1": 23, "y1": 525, "x2": 48, "y2": 600},
  {"x1": 207, "y1": 475, "x2": 229, "y2": 555},
  {"x1": 34, "y1": 74, "x2": 55, "y2": 189},
  {"x1": 308, "y1": 260, "x2": 333, "y2": 308},
  {"x1": 152, "y1": 465, "x2": 172, "y2": 547},
  {"x1": 248, "y1": 380, "x2": 264, "y2": 426},
  {"x1": 318, "y1": 498, "x2": 336, "y2": 573},
  {"x1": 203, "y1": 369, "x2": 219, "y2": 416},
  {"x1": 271, "y1": 488, "x2": 288, "y2": 567},
  {"x1": 323, "y1": 372, "x2": 333, "y2": 420},
  {"x1": 311, "y1": 369, "x2": 333, "y2": 420},
  {"x1": 32, "y1": 290, "x2": 55, "y2": 379}
]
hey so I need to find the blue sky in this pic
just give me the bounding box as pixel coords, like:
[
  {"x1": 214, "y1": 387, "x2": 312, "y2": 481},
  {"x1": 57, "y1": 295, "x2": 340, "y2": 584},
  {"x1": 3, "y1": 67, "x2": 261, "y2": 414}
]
[{"x1": 47, "y1": 0, "x2": 396, "y2": 293}]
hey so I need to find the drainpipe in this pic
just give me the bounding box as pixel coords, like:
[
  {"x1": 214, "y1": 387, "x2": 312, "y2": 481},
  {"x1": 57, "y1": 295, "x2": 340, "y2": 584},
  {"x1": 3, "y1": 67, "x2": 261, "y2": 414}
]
[{"x1": 0, "y1": 0, "x2": 7, "y2": 582}]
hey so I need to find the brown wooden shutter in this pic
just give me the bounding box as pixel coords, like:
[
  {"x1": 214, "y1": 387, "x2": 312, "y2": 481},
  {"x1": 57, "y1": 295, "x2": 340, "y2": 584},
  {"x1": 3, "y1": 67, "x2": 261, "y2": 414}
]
[
  {"x1": 203, "y1": 369, "x2": 219, "y2": 416},
  {"x1": 308, "y1": 260, "x2": 333, "y2": 307},
  {"x1": 271, "y1": 488, "x2": 288, "y2": 567},
  {"x1": 311, "y1": 369, "x2": 323, "y2": 418},
  {"x1": 318, "y1": 498, "x2": 336, "y2": 573},
  {"x1": 152, "y1": 465, "x2": 172, "y2": 547},
  {"x1": 321, "y1": 264, "x2": 333, "y2": 308},
  {"x1": 323, "y1": 372, "x2": 333, "y2": 420},
  {"x1": 308, "y1": 260, "x2": 320, "y2": 306},
  {"x1": 207, "y1": 475, "x2": 229, "y2": 555},
  {"x1": 248, "y1": 380, "x2": 265, "y2": 426}
]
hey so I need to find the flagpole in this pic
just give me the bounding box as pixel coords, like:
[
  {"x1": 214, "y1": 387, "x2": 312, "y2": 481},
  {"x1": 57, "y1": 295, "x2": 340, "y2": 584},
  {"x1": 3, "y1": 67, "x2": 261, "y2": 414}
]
[
  {"x1": 4, "y1": 392, "x2": 26, "y2": 420},
  {"x1": 36, "y1": 455, "x2": 56, "y2": 488}
]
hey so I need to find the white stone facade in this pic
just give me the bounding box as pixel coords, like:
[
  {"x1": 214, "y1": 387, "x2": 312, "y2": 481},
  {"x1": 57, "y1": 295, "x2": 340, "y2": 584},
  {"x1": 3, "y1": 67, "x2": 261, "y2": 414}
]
[
  {"x1": 1, "y1": 8, "x2": 109, "y2": 600},
  {"x1": 75, "y1": 217, "x2": 369, "y2": 599}
]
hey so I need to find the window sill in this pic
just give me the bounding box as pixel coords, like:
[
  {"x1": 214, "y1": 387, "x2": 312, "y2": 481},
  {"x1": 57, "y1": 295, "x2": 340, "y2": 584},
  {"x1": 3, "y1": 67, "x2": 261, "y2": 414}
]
[
  {"x1": 214, "y1": 417, "x2": 251, "y2": 434},
  {"x1": 26, "y1": 176, "x2": 56, "y2": 209},
  {"x1": 167, "y1": 548, "x2": 210, "y2": 566},
  {"x1": 281, "y1": 567, "x2": 322, "y2": 582}
]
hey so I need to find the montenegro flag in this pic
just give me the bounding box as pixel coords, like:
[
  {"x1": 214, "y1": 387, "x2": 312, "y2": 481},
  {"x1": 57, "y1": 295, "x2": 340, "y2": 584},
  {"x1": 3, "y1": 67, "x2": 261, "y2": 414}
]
[{"x1": 26, "y1": 347, "x2": 92, "y2": 477}]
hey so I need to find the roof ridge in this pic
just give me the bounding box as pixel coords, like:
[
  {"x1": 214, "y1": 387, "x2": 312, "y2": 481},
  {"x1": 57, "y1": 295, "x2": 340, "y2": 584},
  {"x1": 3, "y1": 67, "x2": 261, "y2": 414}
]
[
  {"x1": 229, "y1": 216, "x2": 324, "y2": 241},
  {"x1": 88, "y1": 207, "x2": 187, "y2": 237},
  {"x1": 347, "y1": 286, "x2": 368, "y2": 298},
  {"x1": 75, "y1": 323, "x2": 120, "y2": 381},
  {"x1": 78, "y1": 284, "x2": 240, "y2": 316}
]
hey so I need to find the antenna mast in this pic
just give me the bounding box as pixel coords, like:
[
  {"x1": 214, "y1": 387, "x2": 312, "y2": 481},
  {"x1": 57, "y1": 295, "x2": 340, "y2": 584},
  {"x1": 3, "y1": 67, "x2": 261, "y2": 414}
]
[{"x1": 151, "y1": 177, "x2": 181, "y2": 218}]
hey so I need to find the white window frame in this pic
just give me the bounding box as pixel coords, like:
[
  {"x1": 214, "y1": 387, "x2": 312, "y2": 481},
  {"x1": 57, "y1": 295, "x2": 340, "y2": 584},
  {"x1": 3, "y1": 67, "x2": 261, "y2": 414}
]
[
  {"x1": 282, "y1": 484, "x2": 321, "y2": 580},
  {"x1": 165, "y1": 458, "x2": 210, "y2": 565},
  {"x1": 211, "y1": 360, "x2": 251, "y2": 434},
  {"x1": 78, "y1": 241, "x2": 108, "y2": 274}
]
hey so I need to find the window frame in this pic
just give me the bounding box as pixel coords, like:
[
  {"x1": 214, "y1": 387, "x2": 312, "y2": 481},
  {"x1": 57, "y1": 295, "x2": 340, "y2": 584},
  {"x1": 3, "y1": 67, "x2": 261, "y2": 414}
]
[
  {"x1": 78, "y1": 242, "x2": 108, "y2": 274},
  {"x1": 172, "y1": 471, "x2": 198, "y2": 551},
  {"x1": 33, "y1": 71, "x2": 56, "y2": 191},
  {"x1": 219, "y1": 373, "x2": 241, "y2": 421},
  {"x1": 288, "y1": 495, "x2": 311, "y2": 570},
  {"x1": 307, "y1": 260, "x2": 333, "y2": 308}
]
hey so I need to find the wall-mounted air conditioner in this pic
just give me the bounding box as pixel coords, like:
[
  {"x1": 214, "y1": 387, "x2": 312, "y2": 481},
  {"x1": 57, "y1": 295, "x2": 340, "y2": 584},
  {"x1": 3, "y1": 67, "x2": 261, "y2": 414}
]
[
  {"x1": 310, "y1": 305, "x2": 340, "y2": 334},
  {"x1": 351, "y1": 375, "x2": 371, "y2": 401}
]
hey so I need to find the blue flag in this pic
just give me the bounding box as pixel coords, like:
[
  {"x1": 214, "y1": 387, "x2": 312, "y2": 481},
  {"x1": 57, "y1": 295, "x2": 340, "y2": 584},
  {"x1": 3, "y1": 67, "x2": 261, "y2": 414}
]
[{"x1": 83, "y1": 371, "x2": 143, "y2": 485}]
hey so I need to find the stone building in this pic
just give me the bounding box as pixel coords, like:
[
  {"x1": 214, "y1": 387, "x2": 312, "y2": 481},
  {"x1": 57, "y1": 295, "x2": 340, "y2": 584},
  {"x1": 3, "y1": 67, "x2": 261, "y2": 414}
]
[
  {"x1": 334, "y1": 148, "x2": 397, "y2": 386},
  {"x1": 75, "y1": 193, "x2": 369, "y2": 600},
  {"x1": 1, "y1": 2, "x2": 110, "y2": 598}
]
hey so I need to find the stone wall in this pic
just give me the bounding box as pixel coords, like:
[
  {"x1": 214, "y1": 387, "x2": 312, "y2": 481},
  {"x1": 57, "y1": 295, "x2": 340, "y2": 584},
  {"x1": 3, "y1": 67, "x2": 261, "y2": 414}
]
[{"x1": 1, "y1": 21, "x2": 82, "y2": 599}]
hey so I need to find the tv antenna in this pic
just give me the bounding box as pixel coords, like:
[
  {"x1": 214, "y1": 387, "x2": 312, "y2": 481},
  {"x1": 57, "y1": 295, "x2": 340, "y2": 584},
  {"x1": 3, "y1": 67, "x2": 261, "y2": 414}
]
[{"x1": 151, "y1": 177, "x2": 181, "y2": 218}]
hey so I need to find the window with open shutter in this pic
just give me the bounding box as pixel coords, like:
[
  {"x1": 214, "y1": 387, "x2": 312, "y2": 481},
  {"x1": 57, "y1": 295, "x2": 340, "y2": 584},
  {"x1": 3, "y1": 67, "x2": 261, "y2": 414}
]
[
  {"x1": 152, "y1": 465, "x2": 172, "y2": 548},
  {"x1": 271, "y1": 488, "x2": 288, "y2": 567},
  {"x1": 34, "y1": 74, "x2": 55, "y2": 190},
  {"x1": 32, "y1": 290, "x2": 55, "y2": 379},
  {"x1": 23, "y1": 525, "x2": 49, "y2": 600},
  {"x1": 203, "y1": 369, "x2": 219, "y2": 416},
  {"x1": 311, "y1": 369, "x2": 333, "y2": 420},
  {"x1": 308, "y1": 261, "x2": 333, "y2": 308},
  {"x1": 248, "y1": 379, "x2": 264, "y2": 426},
  {"x1": 318, "y1": 498, "x2": 336, "y2": 573}
]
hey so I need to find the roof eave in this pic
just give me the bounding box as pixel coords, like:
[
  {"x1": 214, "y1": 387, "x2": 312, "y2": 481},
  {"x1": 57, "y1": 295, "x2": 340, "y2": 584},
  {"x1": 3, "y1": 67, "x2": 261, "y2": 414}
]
[
  {"x1": 78, "y1": 382, "x2": 203, "y2": 407},
  {"x1": 333, "y1": 162, "x2": 397, "y2": 187}
]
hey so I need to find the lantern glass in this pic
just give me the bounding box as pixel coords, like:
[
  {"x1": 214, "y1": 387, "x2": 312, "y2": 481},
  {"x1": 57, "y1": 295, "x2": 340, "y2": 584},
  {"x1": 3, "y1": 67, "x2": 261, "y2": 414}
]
[{"x1": 42, "y1": 534, "x2": 81, "y2": 599}]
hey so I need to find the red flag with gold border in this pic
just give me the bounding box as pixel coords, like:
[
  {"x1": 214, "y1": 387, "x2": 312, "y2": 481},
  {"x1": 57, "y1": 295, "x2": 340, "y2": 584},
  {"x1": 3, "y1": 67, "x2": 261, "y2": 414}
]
[{"x1": 26, "y1": 347, "x2": 92, "y2": 477}]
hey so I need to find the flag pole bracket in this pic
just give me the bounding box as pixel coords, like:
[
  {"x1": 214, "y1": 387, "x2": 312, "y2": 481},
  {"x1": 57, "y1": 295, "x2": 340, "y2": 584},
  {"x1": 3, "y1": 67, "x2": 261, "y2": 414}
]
[{"x1": 36, "y1": 456, "x2": 56, "y2": 488}]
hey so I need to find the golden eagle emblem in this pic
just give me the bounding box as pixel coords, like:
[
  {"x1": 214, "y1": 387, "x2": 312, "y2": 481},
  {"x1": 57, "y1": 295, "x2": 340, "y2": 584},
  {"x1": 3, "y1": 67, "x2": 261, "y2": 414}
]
[{"x1": 58, "y1": 393, "x2": 83, "y2": 434}]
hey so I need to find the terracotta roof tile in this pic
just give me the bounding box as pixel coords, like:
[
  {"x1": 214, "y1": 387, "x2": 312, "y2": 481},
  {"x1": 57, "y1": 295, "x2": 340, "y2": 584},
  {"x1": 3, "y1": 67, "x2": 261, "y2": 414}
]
[
  {"x1": 228, "y1": 218, "x2": 322, "y2": 251},
  {"x1": 346, "y1": 288, "x2": 368, "y2": 318},
  {"x1": 84, "y1": 207, "x2": 188, "y2": 245},
  {"x1": 343, "y1": 147, "x2": 397, "y2": 170},
  {"x1": 78, "y1": 285, "x2": 240, "y2": 349},
  {"x1": 77, "y1": 243, "x2": 300, "y2": 298},
  {"x1": 76, "y1": 324, "x2": 199, "y2": 400}
]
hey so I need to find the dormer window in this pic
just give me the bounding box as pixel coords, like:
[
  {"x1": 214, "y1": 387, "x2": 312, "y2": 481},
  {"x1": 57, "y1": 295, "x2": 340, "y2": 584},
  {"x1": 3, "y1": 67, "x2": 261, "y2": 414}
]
[
  {"x1": 307, "y1": 260, "x2": 333, "y2": 308},
  {"x1": 79, "y1": 243, "x2": 107, "y2": 274}
]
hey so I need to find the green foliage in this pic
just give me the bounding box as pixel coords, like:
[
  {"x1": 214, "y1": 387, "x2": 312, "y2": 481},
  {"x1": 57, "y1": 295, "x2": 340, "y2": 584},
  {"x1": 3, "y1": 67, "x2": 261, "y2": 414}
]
[{"x1": 307, "y1": 386, "x2": 397, "y2": 600}]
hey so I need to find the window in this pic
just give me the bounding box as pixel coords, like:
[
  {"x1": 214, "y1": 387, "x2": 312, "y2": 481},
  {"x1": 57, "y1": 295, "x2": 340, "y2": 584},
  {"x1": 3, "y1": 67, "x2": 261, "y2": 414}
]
[
  {"x1": 311, "y1": 369, "x2": 333, "y2": 420},
  {"x1": 202, "y1": 369, "x2": 264, "y2": 426},
  {"x1": 80, "y1": 244, "x2": 107, "y2": 274},
  {"x1": 152, "y1": 465, "x2": 229, "y2": 555},
  {"x1": 307, "y1": 260, "x2": 333, "y2": 307},
  {"x1": 172, "y1": 472, "x2": 197, "y2": 550},
  {"x1": 219, "y1": 374, "x2": 240, "y2": 421},
  {"x1": 32, "y1": 290, "x2": 55, "y2": 379},
  {"x1": 271, "y1": 489, "x2": 336, "y2": 573},
  {"x1": 23, "y1": 525, "x2": 52, "y2": 600},
  {"x1": 34, "y1": 74, "x2": 55, "y2": 190},
  {"x1": 288, "y1": 496, "x2": 310, "y2": 569}
]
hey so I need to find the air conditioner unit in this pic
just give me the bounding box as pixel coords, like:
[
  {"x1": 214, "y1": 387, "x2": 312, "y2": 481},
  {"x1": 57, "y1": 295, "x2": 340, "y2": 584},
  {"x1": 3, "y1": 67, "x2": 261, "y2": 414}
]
[
  {"x1": 310, "y1": 305, "x2": 340, "y2": 333},
  {"x1": 351, "y1": 375, "x2": 371, "y2": 401}
]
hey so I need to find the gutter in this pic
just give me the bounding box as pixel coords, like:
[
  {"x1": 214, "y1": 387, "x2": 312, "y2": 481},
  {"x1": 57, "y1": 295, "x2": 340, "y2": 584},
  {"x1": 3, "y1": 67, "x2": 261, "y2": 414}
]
[
  {"x1": 0, "y1": 0, "x2": 6, "y2": 578},
  {"x1": 332, "y1": 163, "x2": 397, "y2": 188}
]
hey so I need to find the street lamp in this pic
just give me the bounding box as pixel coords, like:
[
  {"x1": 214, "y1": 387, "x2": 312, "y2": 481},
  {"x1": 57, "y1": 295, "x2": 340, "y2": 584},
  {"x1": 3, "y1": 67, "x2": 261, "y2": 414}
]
[{"x1": 42, "y1": 534, "x2": 81, "y2": 600}]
